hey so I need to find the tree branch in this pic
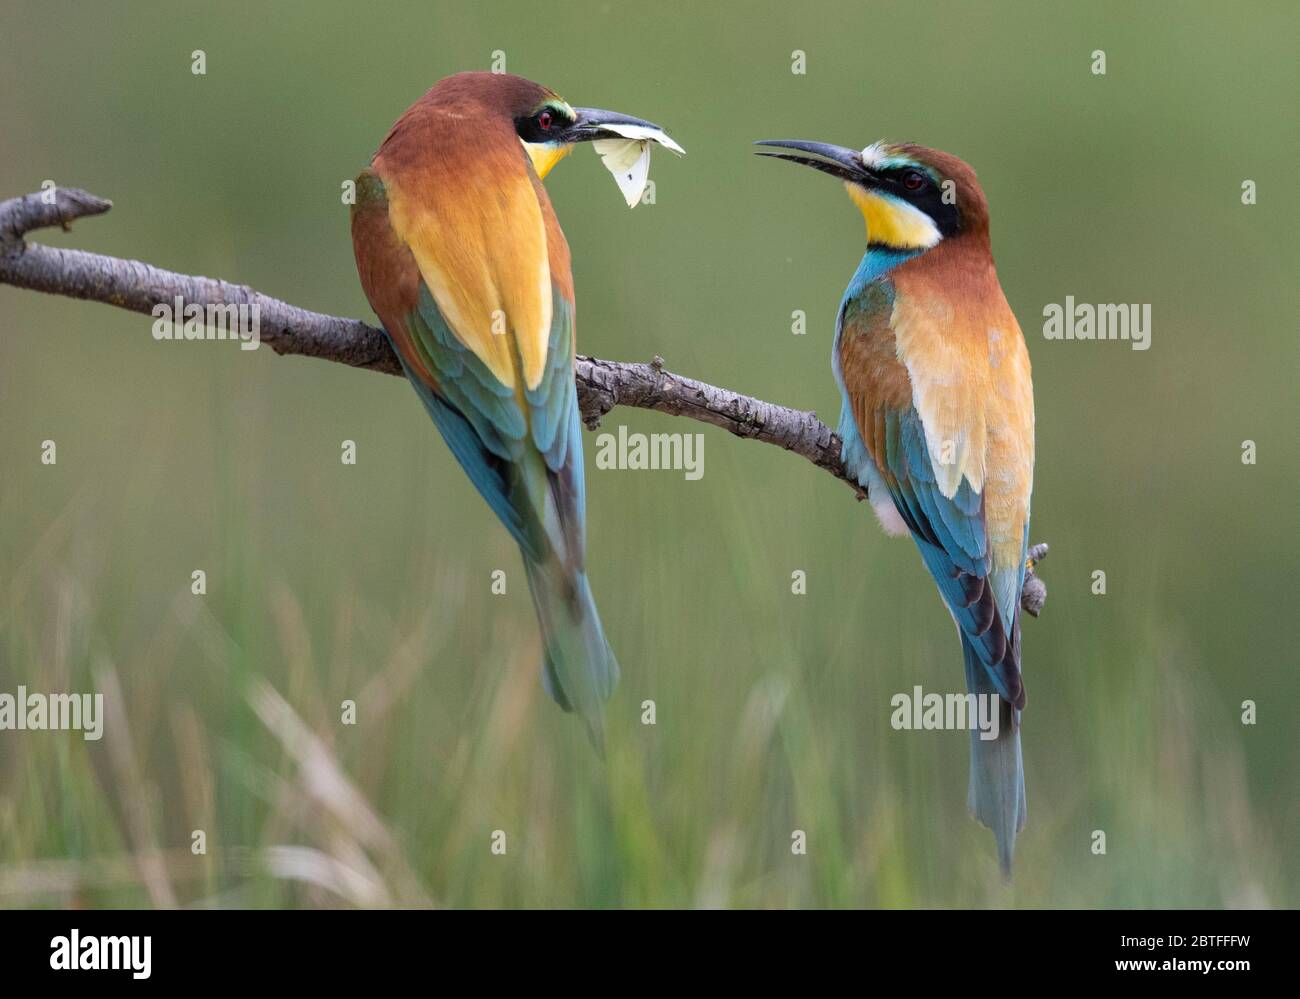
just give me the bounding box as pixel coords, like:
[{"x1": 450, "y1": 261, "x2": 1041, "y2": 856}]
[{"x1": 0, "y1": 187, "x2": 1047, "y2": 614}]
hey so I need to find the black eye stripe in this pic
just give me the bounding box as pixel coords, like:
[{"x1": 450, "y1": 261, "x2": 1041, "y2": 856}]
[
  {"x1": 878, "y1": 166, "x2": 929, "y2": 190},
  {"x1": 540, "y1": 105, "x2": 571, "y2": 125},
  {"x1": 514, "y1": 105, "x2": 574, "y2": 144}
]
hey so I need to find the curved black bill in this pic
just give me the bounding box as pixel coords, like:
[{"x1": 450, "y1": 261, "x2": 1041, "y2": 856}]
[
  {"x1": 754, "y1": 139, "x2": 868, "y2": 183},
  {"x1": 568, "y1": 107, "x2": 666, "y2": 143}
]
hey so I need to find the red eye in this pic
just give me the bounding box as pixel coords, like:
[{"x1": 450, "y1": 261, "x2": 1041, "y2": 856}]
[
  {"x1": 903, "y1": 170, "x2": 925, "y2": 191},
  {"x1": 538, "y1": 111, "x2": 553, "y2": 131}
]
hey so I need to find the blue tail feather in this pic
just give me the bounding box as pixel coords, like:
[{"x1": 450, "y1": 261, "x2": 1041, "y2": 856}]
[{"x1": 962, "y1": 631, "x2": 1026, "y2": 875}]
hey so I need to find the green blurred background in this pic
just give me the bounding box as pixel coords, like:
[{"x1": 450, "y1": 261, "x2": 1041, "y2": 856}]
[{"x1": 1, "y1": 0, "x2": 1296, "y2": 907}]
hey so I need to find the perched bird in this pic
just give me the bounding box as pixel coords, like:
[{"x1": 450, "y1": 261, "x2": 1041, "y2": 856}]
[
  {"x1": 351, "y1": 72, "x2": 679, "y2": 746},
  {"x1": 757, "y1": 138, "x2": 1034, "y2": 872}
]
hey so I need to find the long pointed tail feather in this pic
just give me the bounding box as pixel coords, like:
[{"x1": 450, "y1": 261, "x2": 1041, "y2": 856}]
[
  {"x1": 524, "y1": 555, "x2": 618, "y2": 749},
  {"x1": 962, "y1": 631, "x2": 1026, "y2": 875}
]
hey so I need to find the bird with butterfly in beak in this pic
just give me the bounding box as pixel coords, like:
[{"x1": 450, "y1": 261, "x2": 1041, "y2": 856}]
[
  {"x1": 757, "y1": 138, "x2": 1035, "y2": 873},
  {"x1": 351, "y1": 73, "x2": 682, "y2": 748}
]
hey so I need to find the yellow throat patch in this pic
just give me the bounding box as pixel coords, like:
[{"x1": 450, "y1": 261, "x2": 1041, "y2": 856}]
[
  {"x1": 845, "y1": 183, "x2": 941, "y2": 250},
  {"x1": 522, "y1": 140, "x2": 573, "y2": 180}
]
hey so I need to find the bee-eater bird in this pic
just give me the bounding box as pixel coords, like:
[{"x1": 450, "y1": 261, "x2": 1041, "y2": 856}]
[
  {"x1": 350, "y1": 72, "x2": 679, "y2": 746},
  {"x1": 757, "y1": 138, "x2": 1034, "y2": 872}
]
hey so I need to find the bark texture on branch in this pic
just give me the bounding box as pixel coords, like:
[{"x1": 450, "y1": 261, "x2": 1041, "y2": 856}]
[{"x1": 0, "y1": 187, "x2": 1048, "y2": 614}]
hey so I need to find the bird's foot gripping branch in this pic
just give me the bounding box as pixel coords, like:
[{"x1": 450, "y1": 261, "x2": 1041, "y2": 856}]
[{"x1": 0, "y1": 185, "x2": 1048, "y2": 615}]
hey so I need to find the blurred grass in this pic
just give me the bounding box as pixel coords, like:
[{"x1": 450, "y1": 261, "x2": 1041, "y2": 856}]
[{"x1": 1, "y1": 0, "x2": 1297, "y2": 907}]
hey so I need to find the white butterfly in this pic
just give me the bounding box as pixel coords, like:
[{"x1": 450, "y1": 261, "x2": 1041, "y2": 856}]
[{"x1": 592, "y1": 123, "x2": 685, "y2": 208}]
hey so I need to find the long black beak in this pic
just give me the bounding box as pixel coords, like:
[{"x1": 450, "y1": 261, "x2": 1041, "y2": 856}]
[
  {"x1": 567, "y1": 107, "x2": 668, "y2": 143},
  {"x1": 754, "y1": 139, "x2": 870, "y2": 184}
]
